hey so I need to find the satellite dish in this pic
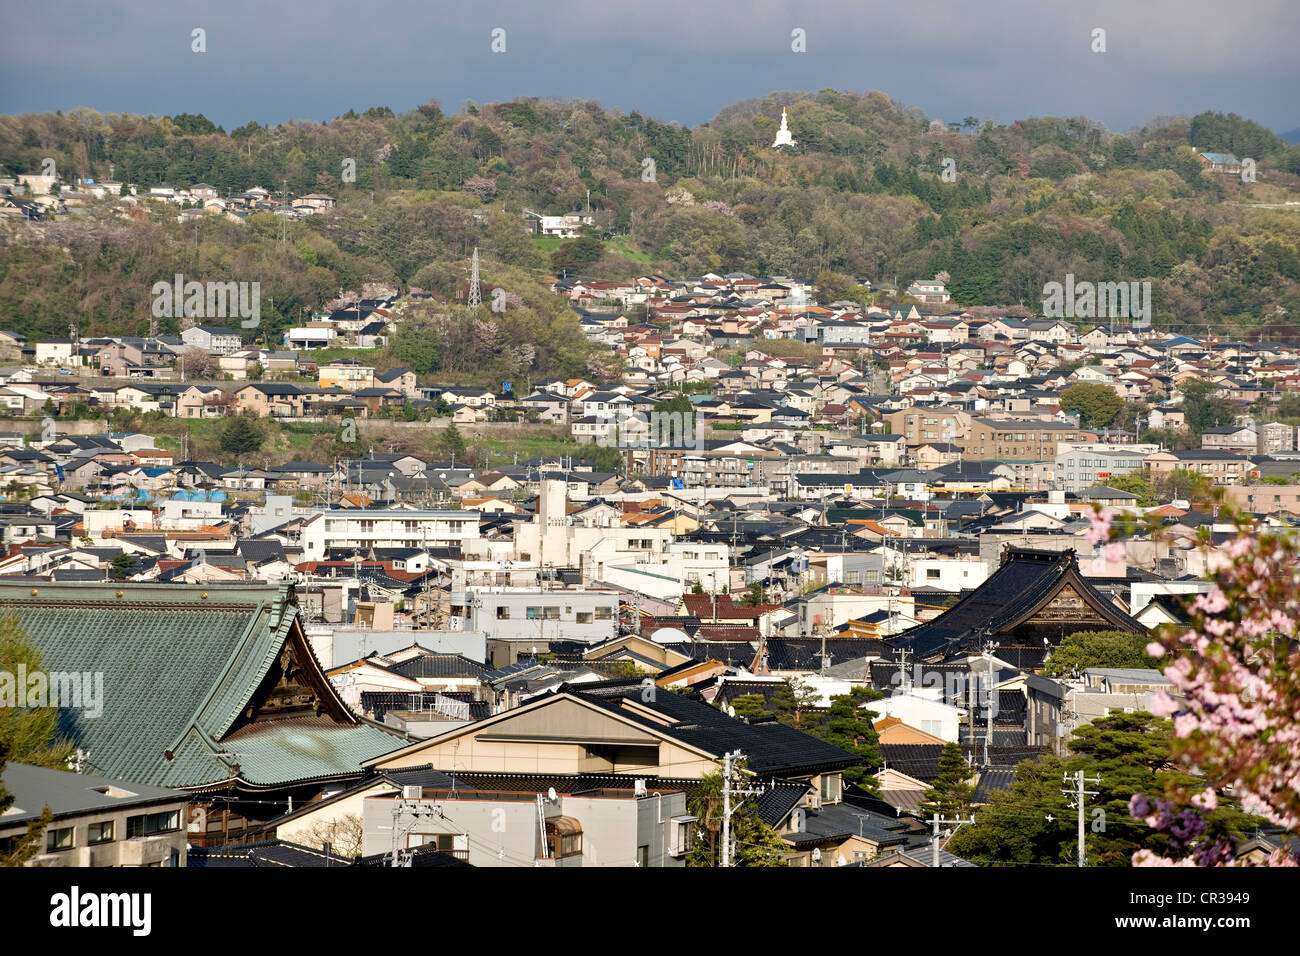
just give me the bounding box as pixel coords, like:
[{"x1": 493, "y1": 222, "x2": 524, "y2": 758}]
[
  {"x1": 727, "y1": 705, "x2": 736, "y2": 718},
  {"x1": 547, "y1": 787, "x2": 557, "y2": 802}
]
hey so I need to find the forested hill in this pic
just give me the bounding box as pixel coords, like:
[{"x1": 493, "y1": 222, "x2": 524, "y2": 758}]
[{"x1": 1, "y1": 90, "x2": 1299, "y2": 349}]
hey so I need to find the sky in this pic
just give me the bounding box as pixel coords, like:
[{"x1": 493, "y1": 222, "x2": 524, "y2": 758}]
[{"x1": 2, "y1": 0, "x2": 1296, "y2": 137}]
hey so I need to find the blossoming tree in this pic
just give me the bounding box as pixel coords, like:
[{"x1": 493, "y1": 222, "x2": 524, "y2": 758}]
[{"x1": 1086, "y1": 497, "x2": 1299, "y2": 866}]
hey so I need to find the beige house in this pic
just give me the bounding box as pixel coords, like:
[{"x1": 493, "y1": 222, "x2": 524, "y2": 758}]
[{"x1": 235, "y1": 383, "x2": 306, "y2": 417}]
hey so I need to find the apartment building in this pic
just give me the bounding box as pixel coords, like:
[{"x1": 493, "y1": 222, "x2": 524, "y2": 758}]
[
  {"x1": 962, "y1": 418, "x2": 1100, "y2": 463},
  {"x1": 301, "y1": 510, "x2": 482, "y2": 559},
  {"x1": 1053, "y1": 443, "x2": 1158, "y2": 493}
]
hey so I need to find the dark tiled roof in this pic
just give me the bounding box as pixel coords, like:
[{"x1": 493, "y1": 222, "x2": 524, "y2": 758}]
[
  {"x1": 762, "y1": 638, "x2": 890, "y2": 671},
  {"x1": 892, "y1": 547, "x2": 1142, "y2": 660},
  {"x1": 573, "y1": 682, "x2": 858, "y2": 777},
  {"x1": 389, "y1": 653, "x2": 490, "y2": 680},
  {"x1": 973, "y1": 767, "x2": 1018, "y2": 804},
  {"x1": 188, "y1": 840, "x2": 356, "y2": 868}
]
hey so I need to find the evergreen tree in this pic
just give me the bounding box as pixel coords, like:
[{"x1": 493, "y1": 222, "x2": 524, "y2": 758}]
[
  {"x1": 920, "y1": 742, "x2": 976, "y2": 818},
  {"x1": 218, "y1": 416, "x2": 265, "y2": 461},
  {"x1": 730, "y1": 694, "x2": 770, "y2": 719},
  {"x1": 808, "y1": 687, "x2": 883, "y2": 792},
  {"x1": 438, "y1": 421, "x2": 467, "y2": 459},
  {"x1": 946, "y1": 713, "x2": 1255, "y2": 866},
  {"x1": 0, "y1": 618, "x2": 74, "y2": 766},
  {"x1": 109, "y1": 552, "x2": 139, "y2": 581}
]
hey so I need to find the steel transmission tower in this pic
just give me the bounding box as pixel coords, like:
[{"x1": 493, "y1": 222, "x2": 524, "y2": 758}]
[{"x1": 467, "y1": 247, "x2": 482, "y2": 307}]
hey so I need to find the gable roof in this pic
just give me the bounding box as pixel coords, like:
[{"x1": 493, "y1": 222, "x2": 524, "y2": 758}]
[
  {"x1": 890, "y1": 546, "x2": 1143, "y2": 659},
  {"x1": 1, "y1": 581, "x2": 405, "y2": 790}
]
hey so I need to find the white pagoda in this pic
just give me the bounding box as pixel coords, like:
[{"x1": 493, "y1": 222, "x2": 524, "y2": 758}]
[{"x1": 772, "y1": 108, "x2": 796, "y2": 148}]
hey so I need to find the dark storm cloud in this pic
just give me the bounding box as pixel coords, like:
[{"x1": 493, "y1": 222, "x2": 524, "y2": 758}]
[{"x1": 1, "y1": 0, "x2": 1294, "y2": 133}]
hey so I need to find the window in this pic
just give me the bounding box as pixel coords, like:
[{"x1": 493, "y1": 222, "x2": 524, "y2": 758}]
[
  {"x1": 526, "y1": 606, "x2": 559, "y2": 620},
  {"x1": 668, "y1": 816, "x2": 698, "y2": 856},
  {"x1": 47, "y1": 827, "x2": 74, "y2": 852},
  {"x1": 637, "y1": 844, "x2": 649, "y2": 867},
  {"x1": 126, "y1": 810, "x2": 180, "y2": 838},
  {"x1": 594, "y1": 607, "x2": 613, "y2": 620},
  {"x1": 820, "y1": 773, "x2": 842, "y2": 804},
  {"x1": 496, "y1": 606, "x2": 510, "y2": 619},
  {"x1": 920, "y1": 720, "x2": 943, "y2": 736},
  {"x1": 87, "y1": 821, "x2": 114, "y2": 845},
  {"x1": 409, "y1": 833, "x2": 468, "y2": 860},
  {"x1": 927, "y1": 568, "x2": 941, "y2": 580},
  {"x1": 576, "y1": 612, "x2": 593, "y2": 624}
]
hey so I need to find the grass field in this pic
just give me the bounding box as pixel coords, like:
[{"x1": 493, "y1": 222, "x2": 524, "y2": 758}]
[{"x1": 531, "y1": 234, "x2": 655, "y2": 266}]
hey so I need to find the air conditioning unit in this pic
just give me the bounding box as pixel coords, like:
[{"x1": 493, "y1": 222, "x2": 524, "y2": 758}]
[{"x1": 402, "y1": 785, "x2": 422, "y2": 800}]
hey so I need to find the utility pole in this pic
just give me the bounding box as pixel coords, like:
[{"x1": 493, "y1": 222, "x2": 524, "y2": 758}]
[
  {"x1": 720, "y1": 750, "x2": 764, "y2": 867},
  {"x1": 981, "y1": 640, "x2": 998, "y2": 764},
  {"x1": 1063, "y1": 770, "x2": 1101, "y2": 867},
  {"x1": 930, "y1": 812, "x2": 975, "y2": 868}
]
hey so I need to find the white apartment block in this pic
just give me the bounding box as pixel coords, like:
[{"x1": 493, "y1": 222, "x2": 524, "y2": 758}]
[
  {"x1": 1053, "y1": 443, "x2": 1157, "y2": 493},
  {"x1": 301, "y1": 510, "x2": 481, "y2": 559}
]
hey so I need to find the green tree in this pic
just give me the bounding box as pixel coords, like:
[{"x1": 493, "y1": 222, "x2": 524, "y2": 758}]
[
  {"x1": 1060, "y1": 382, "x2": 1123, "y2": 429},
  {"x1": 0, "y1": 616, "x2": 76, "y2": 771},
  {"x1": 947, "y1": 713, "x2": 1255, "y2": 866},
  {"x1": 920, "y1": 741, "x2": 975, "y2": 818},
  {"x1": 1042, "y1": 630, "x2": 1164, "y2": 677},
  {"x1": 730, "y1": 694, "x2": 771, "y2": 719},
  {"x1": 770, "y1": 677, "x2": 821, "y2": 729},
  {"x1": 219, "y1": 416, "x2": 265, "y2": 460},
  {"x1": 389, "y1": 319, "x2": 442, "y2": 374},
  {"x1": 438, "y1": 421, "x2": 467, "y2": 459},
  {"x1": 1178, "y1": 379, "x2": 1237, "y2": 437},
  {"x1": 1155, "y1": 467, "x2": 1213, "y2": 502},
  {"x1": 804, "y1": 686, "x2": 883, "y2": 791},
  {"x1": 687, "y1": 764, "x2": 788, "y2": 867},
  {"x1": 585, "y1": 443, "x2": 626, "y2": 475},
  {"x1": 109, "y1": 552, "x2": 139, "y2": 581},
  {"x1": 1098, "y1": 471, "x2": 1158, "y2": 506}
]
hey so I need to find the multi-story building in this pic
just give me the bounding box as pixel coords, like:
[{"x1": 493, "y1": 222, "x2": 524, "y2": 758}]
[
  {"x1": 1053, "y1": 442, "x2": 1158, "y2": 493},
  {"x1": 882, "y1": 407, "x2": 972, "y2": 449},
  {"x1": 1, "y1": 763, "x2": 191, "y2": 868},
  {"x1": 449, "y1": 586, "x2": 620, "y2": 647},
  {"x1": 962, "y1": 418, "x2": 1099, "y2": 464},
  {"x1": 1144, "y1": 449, "x2": 1254, "y2": 486},
  {"x1": 318, "y1": 358, "x2": 375, "y2": 391},
  {"x1": 300, "y1": 509, "x2": 482, "y2": 559}
]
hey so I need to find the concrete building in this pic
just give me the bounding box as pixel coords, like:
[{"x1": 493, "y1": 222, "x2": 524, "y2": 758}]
[
  {"x1": 1053, "y1": 443, "x2": 1157, "y2": 493},
  {"x1": 1026, "y1": 668, "x2": 1177, "y2": 755},
  {"x1": 449, "y1": 587, "x2": 620, "y2": 647},
  {"x1": 362, "y1": 782, "x2": 690, "y2": 867},
  {"x1": 0, "y1": 763, "x2": 190, "y2": 867},
  {"x1": 300, "y1": 510, "x2": 482, "y2": 559}
]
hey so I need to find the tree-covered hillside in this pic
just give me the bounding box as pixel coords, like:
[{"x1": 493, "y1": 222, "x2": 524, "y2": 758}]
[{"x1": 2, "y1": 91, "x2": 1299, "y2": 351}]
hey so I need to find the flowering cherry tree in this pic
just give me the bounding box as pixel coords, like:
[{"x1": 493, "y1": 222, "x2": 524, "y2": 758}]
[{"x1": 1087, "y1": 502, "x2": 1299, "y2": 866}]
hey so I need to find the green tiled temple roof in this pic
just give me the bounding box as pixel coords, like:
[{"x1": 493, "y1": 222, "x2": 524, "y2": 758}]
[{"x1": 0, "y1": 581, "x2": 406, "y2": 789}]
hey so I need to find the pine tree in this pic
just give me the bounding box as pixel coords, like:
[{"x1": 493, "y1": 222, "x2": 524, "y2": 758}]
[
  {"x1": 811, "y1": 688, "x2": 883, "y2": 792},
  {"x1": 920, "y1": 742, "x2": 975, "y2": 818}
]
